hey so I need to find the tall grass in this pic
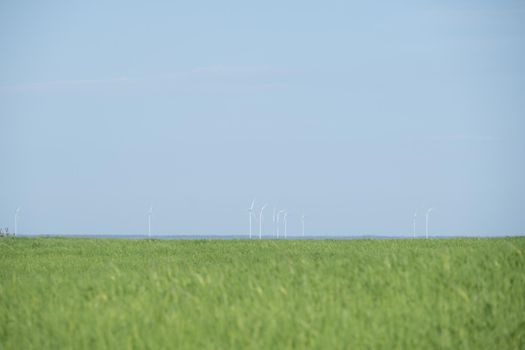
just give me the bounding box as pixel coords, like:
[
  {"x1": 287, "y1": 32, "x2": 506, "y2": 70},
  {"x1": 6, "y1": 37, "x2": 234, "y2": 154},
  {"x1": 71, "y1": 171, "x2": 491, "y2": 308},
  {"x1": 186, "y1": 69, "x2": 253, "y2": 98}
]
[{"x1": 1, "y1": 237, "x2": 524, "y2": 349}]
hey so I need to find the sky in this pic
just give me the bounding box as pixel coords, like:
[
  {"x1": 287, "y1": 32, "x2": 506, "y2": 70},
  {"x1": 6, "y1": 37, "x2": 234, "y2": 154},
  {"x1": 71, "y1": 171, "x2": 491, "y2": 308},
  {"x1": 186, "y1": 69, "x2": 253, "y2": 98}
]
[{"x1": 1, "y1": 0, "x2": 524, "y2": 237}]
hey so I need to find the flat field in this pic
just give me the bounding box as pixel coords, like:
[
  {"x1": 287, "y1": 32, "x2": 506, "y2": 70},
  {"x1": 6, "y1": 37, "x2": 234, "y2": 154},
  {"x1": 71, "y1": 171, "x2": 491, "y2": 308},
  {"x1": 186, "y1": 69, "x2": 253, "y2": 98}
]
[{"x1": 1, "y1": 237, "x2": 524, "y2": 349}]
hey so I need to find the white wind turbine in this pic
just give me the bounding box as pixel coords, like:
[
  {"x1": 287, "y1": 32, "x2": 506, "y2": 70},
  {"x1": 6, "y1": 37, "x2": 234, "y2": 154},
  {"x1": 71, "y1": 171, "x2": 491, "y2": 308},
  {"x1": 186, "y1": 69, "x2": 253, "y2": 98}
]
[
  {"x1": 14, "y1": 207, "x2": 20, "y2": 236},
  {"x1": 425, "y1": 208, "x2": 433, "y2": 239},
  {"x1": 412, "y1": 210, "x2": 417, "y2": 238},
  {"x1": 259, "y1": 204, "x2": 267, "y2": 239},
  {"x1": 248, "y1": 199, "x2": 256, "y2": 239},
  {"x1": 148, "y1": 206, "x2": 153, "y2": 238}
]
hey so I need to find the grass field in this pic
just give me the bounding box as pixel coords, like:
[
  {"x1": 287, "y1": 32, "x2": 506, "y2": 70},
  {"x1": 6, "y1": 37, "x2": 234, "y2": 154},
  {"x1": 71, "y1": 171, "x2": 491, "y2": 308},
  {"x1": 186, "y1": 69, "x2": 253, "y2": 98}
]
[{"x1": 1, "y1": 237, "x2": 524, "y2": 349}]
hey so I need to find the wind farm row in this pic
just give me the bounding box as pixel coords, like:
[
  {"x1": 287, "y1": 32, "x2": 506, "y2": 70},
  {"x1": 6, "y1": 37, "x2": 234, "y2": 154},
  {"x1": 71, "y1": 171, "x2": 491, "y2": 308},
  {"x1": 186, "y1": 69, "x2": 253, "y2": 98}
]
[
  {"x1": 247, "y1": 199, "x2": 306, "y2": 240},
  {"x1": 247, "y1": 200, "x2": 435, "y2": 240},
  {"x1": 6, "y1": 203, "x2": 435, "y2": 239}
]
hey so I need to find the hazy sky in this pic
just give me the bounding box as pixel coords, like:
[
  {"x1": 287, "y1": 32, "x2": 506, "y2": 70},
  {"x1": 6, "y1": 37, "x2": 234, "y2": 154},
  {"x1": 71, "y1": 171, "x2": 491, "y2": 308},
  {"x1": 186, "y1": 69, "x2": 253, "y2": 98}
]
[{"x1": 1, "y1": 0, "x2": 524, "y2": 236}]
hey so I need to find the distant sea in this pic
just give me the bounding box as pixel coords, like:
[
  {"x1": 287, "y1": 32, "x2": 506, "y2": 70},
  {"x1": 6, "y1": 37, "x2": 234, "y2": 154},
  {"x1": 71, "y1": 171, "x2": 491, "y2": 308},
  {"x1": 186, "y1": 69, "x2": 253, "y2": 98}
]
[{"x1": 17, "y1": 233, "x2": 523, "y2": 239}]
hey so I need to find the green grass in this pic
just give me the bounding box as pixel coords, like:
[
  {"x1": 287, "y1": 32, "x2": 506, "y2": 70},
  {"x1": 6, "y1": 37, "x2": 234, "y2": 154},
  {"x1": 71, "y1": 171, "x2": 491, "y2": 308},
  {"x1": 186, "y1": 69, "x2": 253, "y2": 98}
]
[{"x1": 1, "y1": 237, "x2": 524, "y2": 349}]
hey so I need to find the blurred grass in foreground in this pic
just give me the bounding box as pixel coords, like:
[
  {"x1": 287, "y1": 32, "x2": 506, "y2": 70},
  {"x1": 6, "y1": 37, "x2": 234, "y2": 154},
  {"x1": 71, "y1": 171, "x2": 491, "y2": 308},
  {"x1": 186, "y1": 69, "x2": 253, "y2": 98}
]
[{"x1": 1, "y1": 237, "x2": 524, "y2": 349}]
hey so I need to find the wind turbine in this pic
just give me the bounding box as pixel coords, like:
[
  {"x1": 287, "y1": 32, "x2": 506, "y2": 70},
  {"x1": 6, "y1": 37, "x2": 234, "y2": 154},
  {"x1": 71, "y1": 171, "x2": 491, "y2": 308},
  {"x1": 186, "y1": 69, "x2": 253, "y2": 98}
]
[
  {"x1": 301, "y1": 213, "x2": 305, "y2": 237},
  {"x1": 148, "y1": 206, "x2": 153, "y2": 238},
  {"x1": 283, "y1": 211, "x2": 288, "y2": 239},
  {"x1": 425, "y1": 208, "x2": 433, "y2": 239},
  {"x1": 259, "y1": 204, "x2": 267, "y2": 239},
  {"x1": 248, "y1": 199, "x2": 256, "y2": 239},
  {"x1": 412, "y1": 210, "x2": 417, "y2": 238},
  {"x1": 14, "y1": 207, "x2": 20, "y2": 236}
]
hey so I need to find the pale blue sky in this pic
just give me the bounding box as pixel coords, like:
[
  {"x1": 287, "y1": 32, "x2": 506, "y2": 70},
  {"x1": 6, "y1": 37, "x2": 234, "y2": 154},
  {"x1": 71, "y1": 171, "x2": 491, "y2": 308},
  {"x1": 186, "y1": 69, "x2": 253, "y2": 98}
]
[{"x1": 1, "y1": 0, "x2": 524, "y2": 236}]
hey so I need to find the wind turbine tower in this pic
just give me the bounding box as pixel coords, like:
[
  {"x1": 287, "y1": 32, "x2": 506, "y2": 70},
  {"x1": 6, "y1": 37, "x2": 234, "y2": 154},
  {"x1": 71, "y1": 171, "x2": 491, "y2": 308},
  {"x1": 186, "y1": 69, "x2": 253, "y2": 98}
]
[
  {"x1": 248, "y1": 199, "x2": 256, "y2": 239},
  {"x1": 425, "y1": 208, "x2": 433, "y2": 239},
  {"x1": 259, "y1": 204, "x2": 267, "y2": 239},
  {"x1": 277, "y1": 210, "x2": 285, "y2": 238},
  {"x1": 14, "y1": 207, "x2": 20, "y2": 237}
]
